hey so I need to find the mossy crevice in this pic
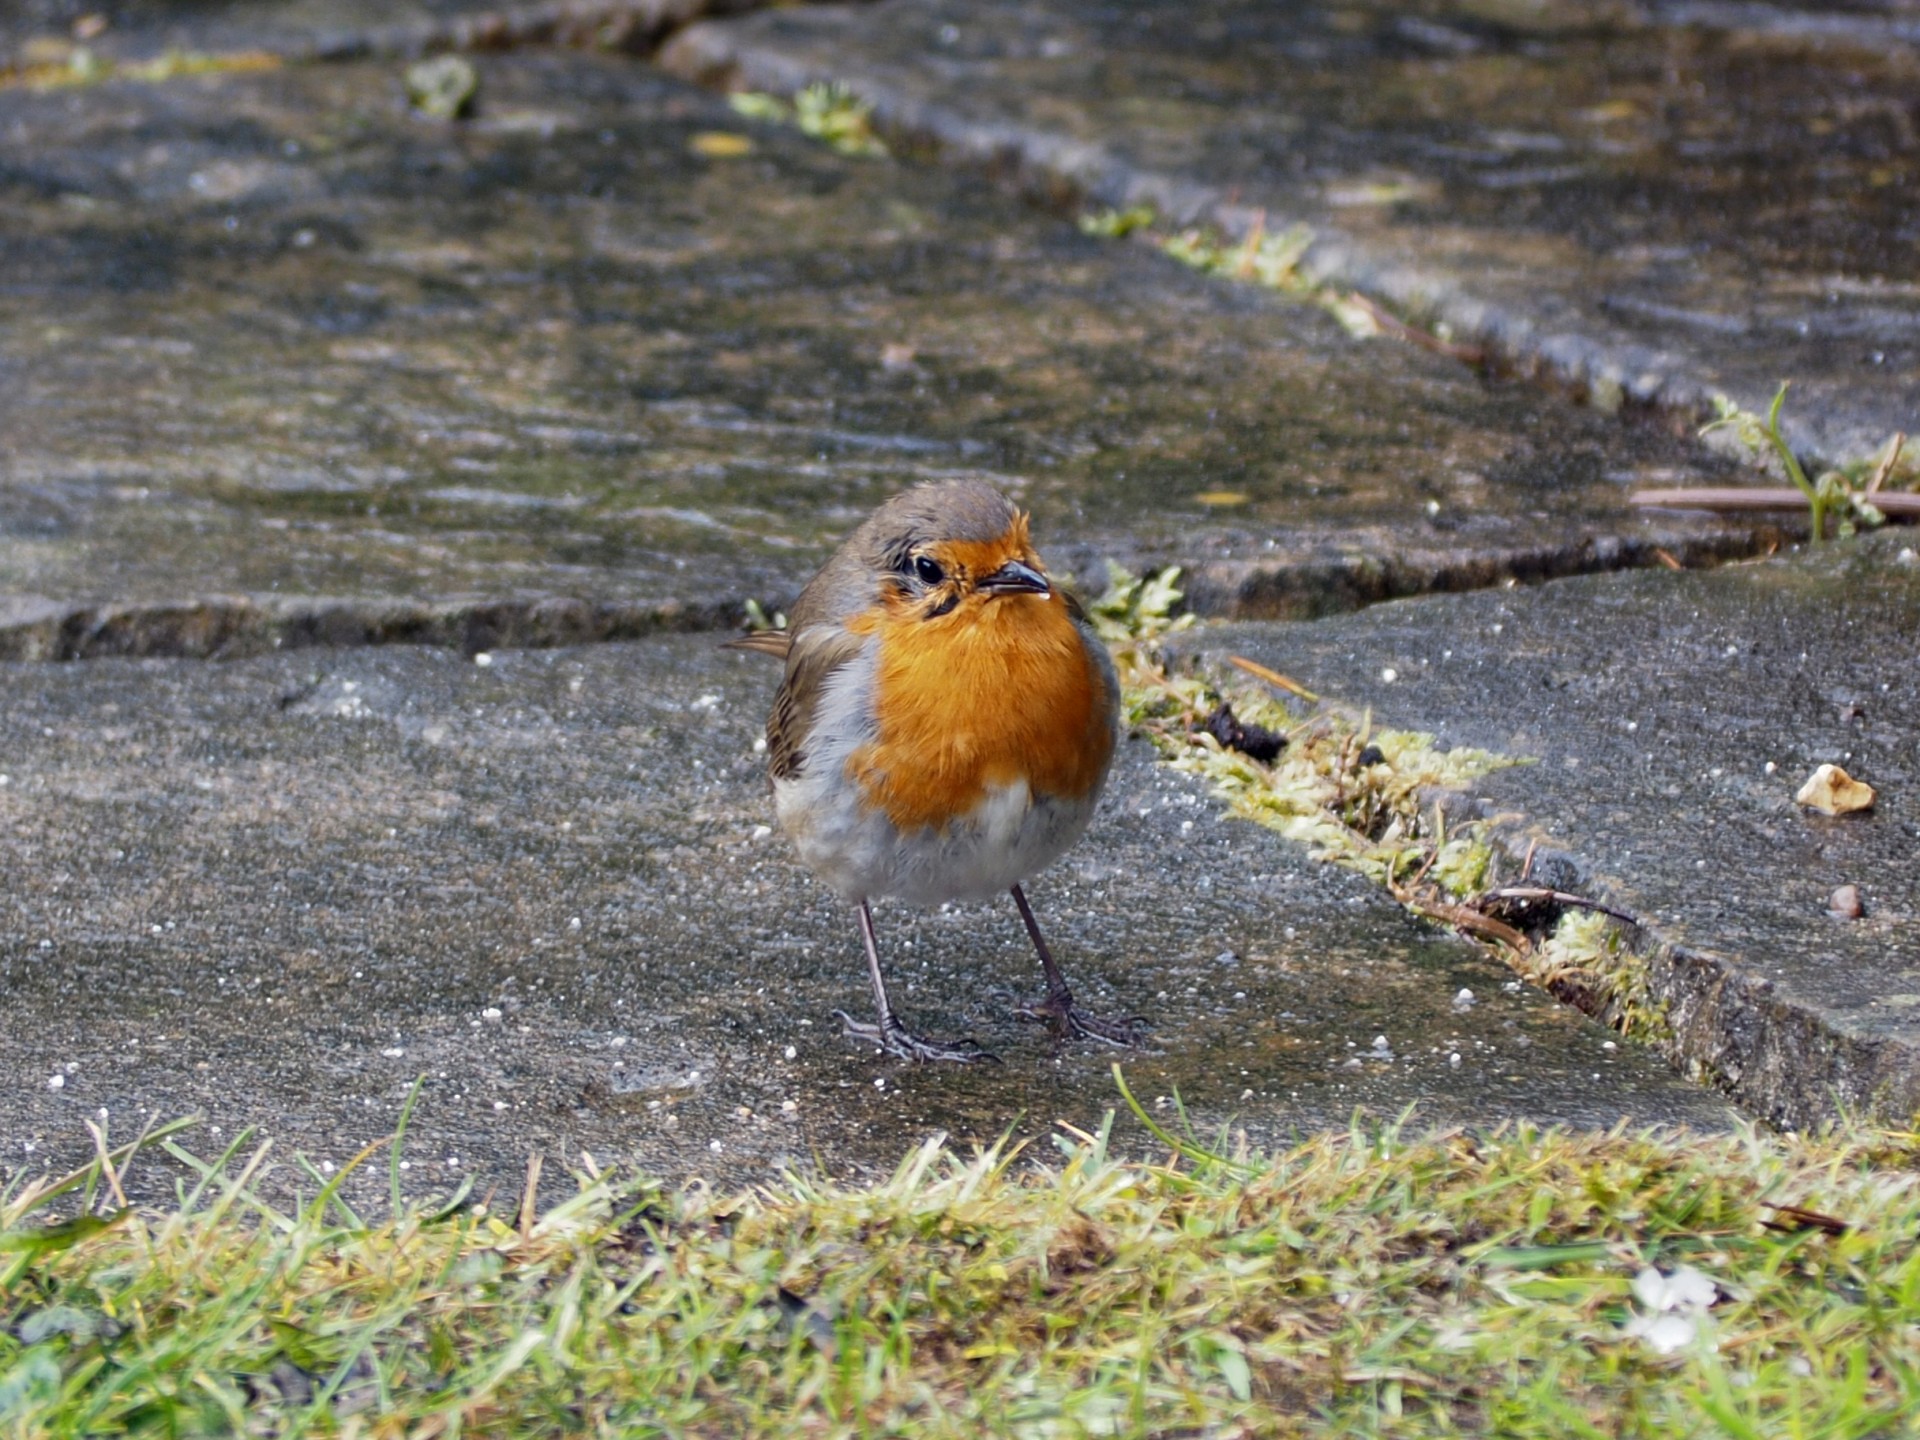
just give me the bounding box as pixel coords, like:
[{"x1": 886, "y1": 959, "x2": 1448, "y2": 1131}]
[{"x1": 1093, "y1": 566, "x2": 1670, "y2": 1045}]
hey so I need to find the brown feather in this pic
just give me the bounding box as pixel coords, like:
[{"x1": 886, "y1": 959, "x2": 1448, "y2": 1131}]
[
  {"x1": 723, "y1": 630, "x2": 793, "y2": 659},
  {"x1": 766, "y1": 626, "x2": 871, "y2": 783}
]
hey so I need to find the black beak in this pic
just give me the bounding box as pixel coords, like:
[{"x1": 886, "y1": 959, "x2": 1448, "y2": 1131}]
[{"x1": 978, "y1": 559, "x2": 1051, "y2": 598}]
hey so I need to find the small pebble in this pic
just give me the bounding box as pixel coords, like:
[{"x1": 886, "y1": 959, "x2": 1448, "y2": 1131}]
[
  {"x1": 1449, "y1": 1053, "x2": 1462, "y2": 1069},
  {"x1": 473, "y1": 652, "x2": 493, "y2": 667},
  {"x1": 1452, "y1": 987, "x2": 1476, "y2": 1012},
  {"x1": 783, "y1": 1045, "x2": 797, "y2": 1060},
  {"x1": 47, "y1": 1074, "x2": 64, "y2": 1091},
  {"x1": 1827, "y1": 884, "x2": 1865, "y2": 920}
]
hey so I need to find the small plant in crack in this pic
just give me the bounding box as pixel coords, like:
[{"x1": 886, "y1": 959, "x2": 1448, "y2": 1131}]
[
  {"x1": 729, "y1": 82, "x2": 888, "y2": 158},
  {"x1": 1702, "y1": 382, "x2": 1902, "y2": 541}
]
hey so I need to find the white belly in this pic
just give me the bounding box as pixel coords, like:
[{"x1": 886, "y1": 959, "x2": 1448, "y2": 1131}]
[{"x1": 776, "y1": 768, "x2": 1098, "y2": 906}]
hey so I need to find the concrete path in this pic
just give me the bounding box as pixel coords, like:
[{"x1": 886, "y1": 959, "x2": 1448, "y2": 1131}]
[
  {"x1": 0, "y1": 38, "x2": 1773, "y2": 657},
  {"x1": 666, "y1": 0, "x2": 1920, "y2": 471},
  {"x1": 0, "y1": 636, "x2": 1732, "y2": 1206},
  {"x1": 1183, "y1": 533, "x2": 1920, "y2": 1131},
  {"x1": 1, "y1": 0, "x2": 1910, "y2": 1201}
]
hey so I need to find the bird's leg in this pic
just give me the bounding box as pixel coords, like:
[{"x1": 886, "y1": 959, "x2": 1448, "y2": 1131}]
[
  {"x1": 833, "y1": 899, "x2": 993, "y2": 1063},
  {"x1": 1010, "y1": 884, "x2": 1146, "y2": 1046}
]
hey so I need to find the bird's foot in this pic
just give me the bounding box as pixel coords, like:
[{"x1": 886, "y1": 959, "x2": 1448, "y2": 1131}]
[
  {"x1": 833, "y1": 1009, "x2": 996, "y2": 1064},
  {"x1": 1016, "y1": 992, "x2": 1149, "y2": 1047}
]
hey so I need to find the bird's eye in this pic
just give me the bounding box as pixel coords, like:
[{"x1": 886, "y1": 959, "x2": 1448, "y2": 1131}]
[{"x1": 913, "y1": 555, "x2": 945, "y2": 586}]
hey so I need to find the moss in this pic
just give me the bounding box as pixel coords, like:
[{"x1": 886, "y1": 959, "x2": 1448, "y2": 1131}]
[
  {"x1": 1518, "y1": 908, "x2": 1671, "y2": 1045},
  {"x1": 1091, "y1": 567, "x2": 1709, "y2": 1045}
]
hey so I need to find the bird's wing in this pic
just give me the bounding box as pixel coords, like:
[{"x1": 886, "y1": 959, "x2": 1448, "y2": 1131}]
[
  {"x1": 721, "y1": 630, "x2": 792, "y2": 660},
  {"x1": 767, "y1": 625, "x2": 869, "y2": 783}
]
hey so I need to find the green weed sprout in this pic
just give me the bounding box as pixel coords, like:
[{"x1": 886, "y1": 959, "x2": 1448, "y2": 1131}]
[
  {"x1": 1703, "y1": 382, "x2": 1887, "y2": 541},
  {"x1": 729, "y1": 83, "x2": 888, "y2": 159}
]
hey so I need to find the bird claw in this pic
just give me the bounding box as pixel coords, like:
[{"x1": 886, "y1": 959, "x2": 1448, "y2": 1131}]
[
  {"x1": 833, "y1": 1009, "x2": 997, "y2": 1064},
  {"x1": 1017, "y1": 994, "x2": 1149, "y2": 1047}
]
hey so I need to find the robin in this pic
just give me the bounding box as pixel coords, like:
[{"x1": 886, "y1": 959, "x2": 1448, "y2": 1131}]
[{"x1": 729, "y1": 479, "x2": 1139, "y2": 1061}]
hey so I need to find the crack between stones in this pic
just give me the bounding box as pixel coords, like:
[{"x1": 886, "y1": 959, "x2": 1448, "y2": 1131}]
[
  {"x1": 1447, "y1": 793, "x2": 1920, "y2": 1132},
  {"x1": 653, "y1": 24, "x2": 1886, "y2": 475},
  {"x1": 4, "y1": 521, "x2": 1799, "y2": 663}
]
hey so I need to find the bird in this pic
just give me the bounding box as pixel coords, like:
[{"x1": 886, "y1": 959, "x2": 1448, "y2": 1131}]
[{"x1": 728, "y1": 478, "x2": 1138, "y2": 1061}]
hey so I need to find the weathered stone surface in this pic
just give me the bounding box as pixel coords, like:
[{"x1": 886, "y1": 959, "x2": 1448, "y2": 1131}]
[
  {"x1": 0, "y1": 49, "x2": 1768, "y2": 652},
  {"x1": 0, "y1": 0, "x2": 746, "y2": 67},
  {"x1": 665, "y1": 0, "x2": 1920, "y2": 470},
  {"x1": 1186, "y1": 533, "x2": 1920, "y2": 1128},
  {"x1": 0, "y1": 636, "x2": 1731, "y2": 1205}
]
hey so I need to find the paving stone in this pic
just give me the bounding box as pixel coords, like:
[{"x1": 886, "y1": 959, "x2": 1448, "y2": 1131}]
[
  {"x1": 0, "y1": 48, "x2": 1765, "y2": 656},
  {"x1": 0, "y1": 0, "x2": 740, "y2": 67},
  {"x1": 665, "y1": 0, "x2": 1920, "y2": 470},
  {"x1": 0, "y1": 636, "x2": 1733, "y2": 1205},
  {"x1": 1184, "y1": 533, "x2": 1920, "y2": 1128}
]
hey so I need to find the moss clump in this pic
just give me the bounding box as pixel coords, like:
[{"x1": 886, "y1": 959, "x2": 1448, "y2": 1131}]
[
  {"x1": 1088, "y1": 566, "x2": 1698, "y2": 1046},
  {"x1": 729, "y1": 82, "x2": 889, "y2": 158},
  {"x1": 1521, "y1": 908, "x2": 1670, "y2": 1044},
  {"x1": 1093, "y1": 563, "x2": 1516, "y2": 904}
]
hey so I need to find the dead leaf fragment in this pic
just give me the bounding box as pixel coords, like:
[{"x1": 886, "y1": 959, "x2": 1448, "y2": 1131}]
[
  {"x1": 1795, "y1": 763, "x2": 1875, "y2": 816},
  {"x1": 690, "y1": 131, "x2": 755, "y2": 158}
]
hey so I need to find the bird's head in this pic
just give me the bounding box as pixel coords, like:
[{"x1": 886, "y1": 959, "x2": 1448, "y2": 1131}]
[{"x1": 858, "y1": 480, "x2": 1060, "y2": 628}]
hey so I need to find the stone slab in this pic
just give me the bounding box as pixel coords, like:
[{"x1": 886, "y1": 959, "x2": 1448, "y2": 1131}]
[
  {"x1": 1184, "y1": 533, "x2": 1920, "y2": 1129},
  {"x1": 664, "y1": 0, "x2": 1920, "y2": 471},
  {"x1": 0, "y1": 635, "x2": 1732, "y2": 1206},
  {"x1": 0, "y1": 0, "x2": 745, "y2": 66},
  {"x1": 0, "y1": 48, "x2": 1769, "y2": 654}
]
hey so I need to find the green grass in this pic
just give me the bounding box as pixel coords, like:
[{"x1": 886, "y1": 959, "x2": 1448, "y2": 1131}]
[{"x1": 5, "y1": 1090, "x2": 1920, "y2": 1436}]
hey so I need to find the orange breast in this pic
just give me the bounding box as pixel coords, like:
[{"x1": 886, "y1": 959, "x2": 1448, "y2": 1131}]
[{"x1": 845, "y1": 594, "x2": 1113, "y2": 833}]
